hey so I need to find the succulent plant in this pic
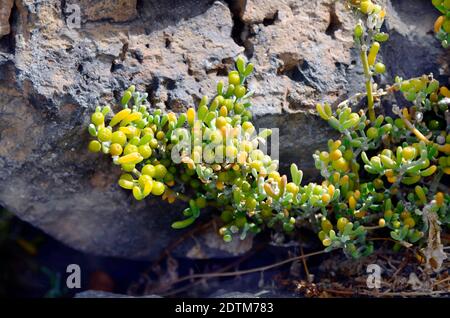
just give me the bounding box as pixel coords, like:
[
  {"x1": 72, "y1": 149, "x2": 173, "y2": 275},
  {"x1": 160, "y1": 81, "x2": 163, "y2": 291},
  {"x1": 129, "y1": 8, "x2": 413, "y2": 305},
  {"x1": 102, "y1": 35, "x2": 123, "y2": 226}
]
[
  {"x1": 433, "y1": 0, "x2": 450, "y2": 48},
  {"x1": 87, "y1": 0, "x2": 449, "y2": 267}
]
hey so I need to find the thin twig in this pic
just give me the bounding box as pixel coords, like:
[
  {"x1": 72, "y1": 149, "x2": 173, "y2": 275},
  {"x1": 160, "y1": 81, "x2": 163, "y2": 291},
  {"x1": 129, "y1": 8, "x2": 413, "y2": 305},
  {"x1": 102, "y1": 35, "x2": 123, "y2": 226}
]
[
  {"x1": 300, "y1": 245, "x2": 310, "y2": 278},
  {"x1": 433, "y1": 276, "x2": 450, "y2": 287},
  {"x1": 323, "y1": 288, "x2": 354, "y2": 296},
  {"x1": 166, "y1": 250, "x2": 327, "y2": 286},
  {"x1": 392, "y1": 256, "x2": 409, "y2": 278},
  {"x1": 324, "y1": 288, "x2": 449, "y2": 297},
  {"x1": 161, "y1": 243, "x2": 266, "y2": 297}
]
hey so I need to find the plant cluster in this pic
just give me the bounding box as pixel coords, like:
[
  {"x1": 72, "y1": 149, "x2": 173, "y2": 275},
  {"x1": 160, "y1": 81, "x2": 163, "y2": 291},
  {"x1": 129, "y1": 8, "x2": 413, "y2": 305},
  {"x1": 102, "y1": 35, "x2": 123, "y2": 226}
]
[
  {"x1": 87, "y1": 1, "x2": 449, "y2": 267},
  {"x1": 433, "y1": 0, "x2": 450, "y2": 48}
]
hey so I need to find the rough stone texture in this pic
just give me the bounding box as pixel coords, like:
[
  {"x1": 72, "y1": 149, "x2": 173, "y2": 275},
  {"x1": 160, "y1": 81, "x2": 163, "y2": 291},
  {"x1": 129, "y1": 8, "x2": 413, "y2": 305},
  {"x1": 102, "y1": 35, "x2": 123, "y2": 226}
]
[
  {"x1": 0, "y1": 0, "x2": 14, "y2": 37},
  {"x1": 0, "y1": 0, "x2": 447, "y2": 260},
  {"x1": 241, "y1": 0, "x2": 363, "y2": 115},
  {"x1": 383, "y1": 0, "x2": 449, "y2": 83},
  {"x1": 67, "y1": 0, "x2": 137, "y2": 23},
  {"x1": 0, "y1": 0, "x2": 250, "y2": 260}
]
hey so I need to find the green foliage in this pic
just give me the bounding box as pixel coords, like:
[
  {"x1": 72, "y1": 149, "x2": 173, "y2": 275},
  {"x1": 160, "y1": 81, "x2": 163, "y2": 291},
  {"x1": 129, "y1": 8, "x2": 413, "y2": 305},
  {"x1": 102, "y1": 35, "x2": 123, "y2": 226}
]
[
  {"x1": 432, "y1": 0, "x2": 450, "y2": 48},
  {"x1": 87, "y1": 0, "x2": 449, "y2": 265}
]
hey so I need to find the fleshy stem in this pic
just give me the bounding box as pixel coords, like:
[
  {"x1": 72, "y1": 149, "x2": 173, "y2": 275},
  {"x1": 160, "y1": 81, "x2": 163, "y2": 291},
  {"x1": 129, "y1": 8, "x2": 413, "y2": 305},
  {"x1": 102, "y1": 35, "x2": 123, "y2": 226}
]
[
  {"x1": 360, "y1": 49, "x2": 375, "y2": 122},
  {"x1": 396, "y1": 107, "x2": 450, "y2": 160},
  {"x1": 399, "y1": 113, "x2": 431, "y2": 144}
]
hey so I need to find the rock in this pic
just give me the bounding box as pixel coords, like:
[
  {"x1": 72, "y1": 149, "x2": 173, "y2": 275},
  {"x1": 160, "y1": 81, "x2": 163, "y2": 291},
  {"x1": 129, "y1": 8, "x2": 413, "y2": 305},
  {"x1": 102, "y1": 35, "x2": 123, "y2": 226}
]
[
  {"x1": 254, "y1": 112, "x2": 336, "y2": 179},
  {"x1": 210, "y1": 290, "x2": 295, "y2": 298},
  {"x1": 75, "y1": 290, "x2": 161, "y2": 298},
  {"x1": 66, "y1": 0, "x2": 137, "y2": 23},
  {"x1": 209, "y1": 290, "x2": 264, "y2": 298},
  {"x1": 383, "y1": 0, "x2": 449, "y2": 84},
  {"x1": 239, "y1": 0, "x2": 364, "y2": 116},
  {"x1": 180, "y1": 224, "x2": 254, "y2": 259},
  {"x1": 0, "y1": 0, "x2": 14, "y2": 37},
  {"x1": 0, "y1": 0, "x2": 447, "y2": 260},
  {"x1": 75, "y1": 289, "x2": 285, "y2": 298},
  {"x1": 0, "y1": 0, "x2": 245, "y2": 260}
]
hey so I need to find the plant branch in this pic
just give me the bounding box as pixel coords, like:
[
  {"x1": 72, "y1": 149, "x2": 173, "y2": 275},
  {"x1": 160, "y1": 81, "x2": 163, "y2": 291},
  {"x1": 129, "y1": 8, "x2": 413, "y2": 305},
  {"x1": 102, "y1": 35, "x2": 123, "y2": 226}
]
[{"x1": 360, "y1": 49, "x2": 375, "y2": 122}]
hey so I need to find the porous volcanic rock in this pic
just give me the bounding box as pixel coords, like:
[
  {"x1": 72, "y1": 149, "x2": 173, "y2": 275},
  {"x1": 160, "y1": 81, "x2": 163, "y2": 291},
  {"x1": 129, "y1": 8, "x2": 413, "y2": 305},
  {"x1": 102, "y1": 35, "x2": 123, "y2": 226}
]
[{"x1": 0, "y1": 0, "x2": 447, "y2": 259}]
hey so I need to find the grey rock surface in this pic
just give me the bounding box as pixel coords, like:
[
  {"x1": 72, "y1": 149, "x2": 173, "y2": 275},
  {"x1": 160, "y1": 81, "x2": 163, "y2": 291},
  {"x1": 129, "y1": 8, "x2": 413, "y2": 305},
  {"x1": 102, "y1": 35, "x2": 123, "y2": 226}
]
[
  {"x1": 75, "y1": 290, "x2": 161, "y2": 298},
  {"x1": 0, "y1": 0, "x2": 14, "y2": 37},
  {"x1": 75, "y1": 289, "x2": 284, "y2": 298},
  {"x1": 0, "y1": 0, "x2": 447, "y2": 260}
]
